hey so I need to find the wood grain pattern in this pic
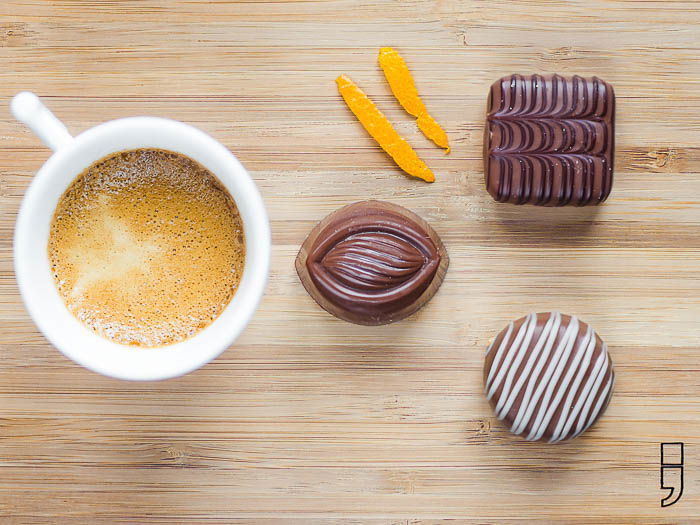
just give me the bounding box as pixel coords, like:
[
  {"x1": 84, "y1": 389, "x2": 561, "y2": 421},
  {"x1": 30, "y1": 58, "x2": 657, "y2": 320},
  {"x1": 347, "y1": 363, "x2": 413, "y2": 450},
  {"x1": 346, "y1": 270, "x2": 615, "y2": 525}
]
[{"x1": 1, "y1": 0, "x2": 699, "y2": 522}]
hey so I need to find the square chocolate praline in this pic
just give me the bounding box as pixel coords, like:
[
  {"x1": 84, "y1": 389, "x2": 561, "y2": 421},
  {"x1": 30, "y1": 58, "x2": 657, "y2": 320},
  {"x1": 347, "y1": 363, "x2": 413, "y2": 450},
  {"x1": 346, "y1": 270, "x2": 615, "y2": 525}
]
[{"x1": 484, "y1": 74, "x2": 615, "y2": 206}]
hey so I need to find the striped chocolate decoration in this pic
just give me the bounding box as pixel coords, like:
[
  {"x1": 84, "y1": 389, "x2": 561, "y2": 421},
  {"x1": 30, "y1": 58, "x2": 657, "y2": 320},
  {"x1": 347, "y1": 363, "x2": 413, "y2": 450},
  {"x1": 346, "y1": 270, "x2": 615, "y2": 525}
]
[
  {"x1": 483, "y1": 312, "x2": 615, "y2": 443},
  {"x1": 484, "y1": 74, "x2": 615, "y2": 206}
]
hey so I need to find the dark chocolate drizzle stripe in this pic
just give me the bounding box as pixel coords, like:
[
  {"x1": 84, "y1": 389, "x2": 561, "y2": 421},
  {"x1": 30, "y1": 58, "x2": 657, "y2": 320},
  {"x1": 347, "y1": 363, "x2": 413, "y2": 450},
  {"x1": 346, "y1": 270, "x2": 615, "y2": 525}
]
[{"x1": 485, "y1": 74, "x2": 615, "y2": 206}]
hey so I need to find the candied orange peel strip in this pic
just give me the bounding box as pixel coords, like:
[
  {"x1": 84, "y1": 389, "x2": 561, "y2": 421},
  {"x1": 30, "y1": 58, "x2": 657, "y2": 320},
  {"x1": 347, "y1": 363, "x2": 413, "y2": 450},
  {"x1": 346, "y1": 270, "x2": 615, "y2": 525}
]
[
  {"x1": 336, "y1": 74, "x2": 435, "y2": 183},
  {"x1": 378, "y1": 47, "x2": 450, "y2": 153}
]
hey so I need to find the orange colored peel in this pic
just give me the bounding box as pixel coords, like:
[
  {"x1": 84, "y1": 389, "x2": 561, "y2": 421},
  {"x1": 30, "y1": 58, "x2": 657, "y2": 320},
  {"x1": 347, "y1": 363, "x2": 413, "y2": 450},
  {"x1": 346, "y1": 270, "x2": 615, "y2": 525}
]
[
  {"x1": 378, "y1": 47, "x2": 450, "y2": 153},
  {"x1": 336, "y1": 74, "x2": 435, "y2": 183}
]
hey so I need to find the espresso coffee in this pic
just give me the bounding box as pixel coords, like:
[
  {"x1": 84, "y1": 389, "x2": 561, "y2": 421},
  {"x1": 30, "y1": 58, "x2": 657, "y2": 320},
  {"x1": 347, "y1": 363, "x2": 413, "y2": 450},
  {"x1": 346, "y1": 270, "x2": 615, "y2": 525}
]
[{"x1": 48, "y1": 149, "x2": 246, "y2": 347}]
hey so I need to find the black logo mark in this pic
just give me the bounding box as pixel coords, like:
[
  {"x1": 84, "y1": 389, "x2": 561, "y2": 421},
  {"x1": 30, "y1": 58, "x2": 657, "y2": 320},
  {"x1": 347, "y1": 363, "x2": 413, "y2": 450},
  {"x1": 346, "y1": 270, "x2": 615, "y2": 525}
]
[{"x1": 660, "y1": 442, "x2": 684, "y2": 507}]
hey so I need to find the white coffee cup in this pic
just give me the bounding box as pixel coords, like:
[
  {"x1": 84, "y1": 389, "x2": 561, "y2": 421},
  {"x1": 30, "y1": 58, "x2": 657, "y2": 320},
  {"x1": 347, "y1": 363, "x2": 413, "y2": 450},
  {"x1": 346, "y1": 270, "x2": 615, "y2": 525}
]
[{"x1": 10, "y1": 92, "x2": 271, "y2": 381}]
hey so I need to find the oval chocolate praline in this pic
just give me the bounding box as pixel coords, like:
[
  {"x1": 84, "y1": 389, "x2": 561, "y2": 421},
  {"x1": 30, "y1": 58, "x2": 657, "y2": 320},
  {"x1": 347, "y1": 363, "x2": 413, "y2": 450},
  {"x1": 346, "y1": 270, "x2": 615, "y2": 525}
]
[
  {"x1": 295, "y1": 201, "x2": 449, "y2": 325},
  {"x1": 483, "y1": 312, "x2": 615, "y2": 443}
]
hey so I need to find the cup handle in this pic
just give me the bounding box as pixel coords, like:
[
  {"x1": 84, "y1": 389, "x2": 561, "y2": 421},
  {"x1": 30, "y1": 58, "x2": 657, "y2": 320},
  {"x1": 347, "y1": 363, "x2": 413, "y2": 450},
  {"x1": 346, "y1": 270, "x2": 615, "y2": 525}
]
[{"x1": 10, "y1": 92, "x2": 74, "y2": 152}]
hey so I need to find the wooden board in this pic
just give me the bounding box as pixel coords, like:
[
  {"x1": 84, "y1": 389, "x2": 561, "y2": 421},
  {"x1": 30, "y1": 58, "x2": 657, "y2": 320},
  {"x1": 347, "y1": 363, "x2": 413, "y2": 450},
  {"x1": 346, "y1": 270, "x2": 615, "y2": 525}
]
[{"x1": 1, "y1": 0, "x2": 699, "y2": 522}]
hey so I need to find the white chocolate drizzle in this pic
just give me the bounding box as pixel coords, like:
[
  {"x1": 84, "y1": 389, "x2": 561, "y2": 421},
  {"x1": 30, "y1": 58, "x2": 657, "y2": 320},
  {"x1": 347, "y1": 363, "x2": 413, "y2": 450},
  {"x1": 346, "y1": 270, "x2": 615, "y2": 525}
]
[{"x1": 485, "y1": 312, "x2": 614, "y2": 443}]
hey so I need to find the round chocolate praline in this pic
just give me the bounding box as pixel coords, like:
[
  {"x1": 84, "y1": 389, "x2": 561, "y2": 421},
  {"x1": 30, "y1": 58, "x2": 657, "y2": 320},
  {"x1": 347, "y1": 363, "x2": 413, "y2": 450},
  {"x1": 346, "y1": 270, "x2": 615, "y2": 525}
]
[{"x1": 483, "y1": 312, "x2": 614, "y2": 443}]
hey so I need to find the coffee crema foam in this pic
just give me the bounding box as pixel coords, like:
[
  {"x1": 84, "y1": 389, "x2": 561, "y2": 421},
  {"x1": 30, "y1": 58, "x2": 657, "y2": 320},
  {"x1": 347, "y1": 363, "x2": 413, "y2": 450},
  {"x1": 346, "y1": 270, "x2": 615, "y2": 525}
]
[{"x1": 48, "y1": 149, "x2": 246, "y2": 347}]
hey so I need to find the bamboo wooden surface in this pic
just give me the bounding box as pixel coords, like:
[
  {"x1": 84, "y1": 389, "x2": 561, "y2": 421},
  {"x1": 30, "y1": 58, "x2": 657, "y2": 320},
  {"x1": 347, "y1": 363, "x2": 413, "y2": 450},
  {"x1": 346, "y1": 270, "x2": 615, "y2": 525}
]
[{"x1": 1, "y1": 0, "x2": 700, "y2": 523}]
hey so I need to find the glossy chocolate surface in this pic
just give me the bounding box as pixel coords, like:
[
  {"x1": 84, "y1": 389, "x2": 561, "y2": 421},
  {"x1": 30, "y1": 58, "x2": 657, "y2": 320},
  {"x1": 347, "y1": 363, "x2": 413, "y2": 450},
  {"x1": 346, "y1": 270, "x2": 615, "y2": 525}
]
[
  {"x1": 296, "y1": 201, "x2": 448, "y2": 325},
  {"x1": 484, "y1": 74, "x2": 615, "y2": 206}
]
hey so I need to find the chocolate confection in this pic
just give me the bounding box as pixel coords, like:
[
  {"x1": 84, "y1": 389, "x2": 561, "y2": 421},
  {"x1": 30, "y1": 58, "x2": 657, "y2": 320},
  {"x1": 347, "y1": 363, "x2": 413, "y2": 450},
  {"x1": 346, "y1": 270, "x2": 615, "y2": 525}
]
[
  {"x1": 295, "y1": 200, "x2": 449, "y2": 325},
  {"x1": 483, "y1": 312, "x2": 614, "y2": 443},
  {"x1": 484, "y1": 74, "x2": 615, "y2": 206}
]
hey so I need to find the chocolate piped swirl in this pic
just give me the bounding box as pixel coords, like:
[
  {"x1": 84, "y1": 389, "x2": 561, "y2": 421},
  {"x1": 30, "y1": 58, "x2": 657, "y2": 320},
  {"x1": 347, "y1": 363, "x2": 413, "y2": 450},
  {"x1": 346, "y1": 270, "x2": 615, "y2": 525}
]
[
  {"x1": 296, "y1": 201, "x2": 449, "y2": 325},
  {"x1": 485, "y1": 74, "x2": 615, "y2": 206},
  {"x1": 321, "y1": 231, "x2": 425, "y2": 291}
]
